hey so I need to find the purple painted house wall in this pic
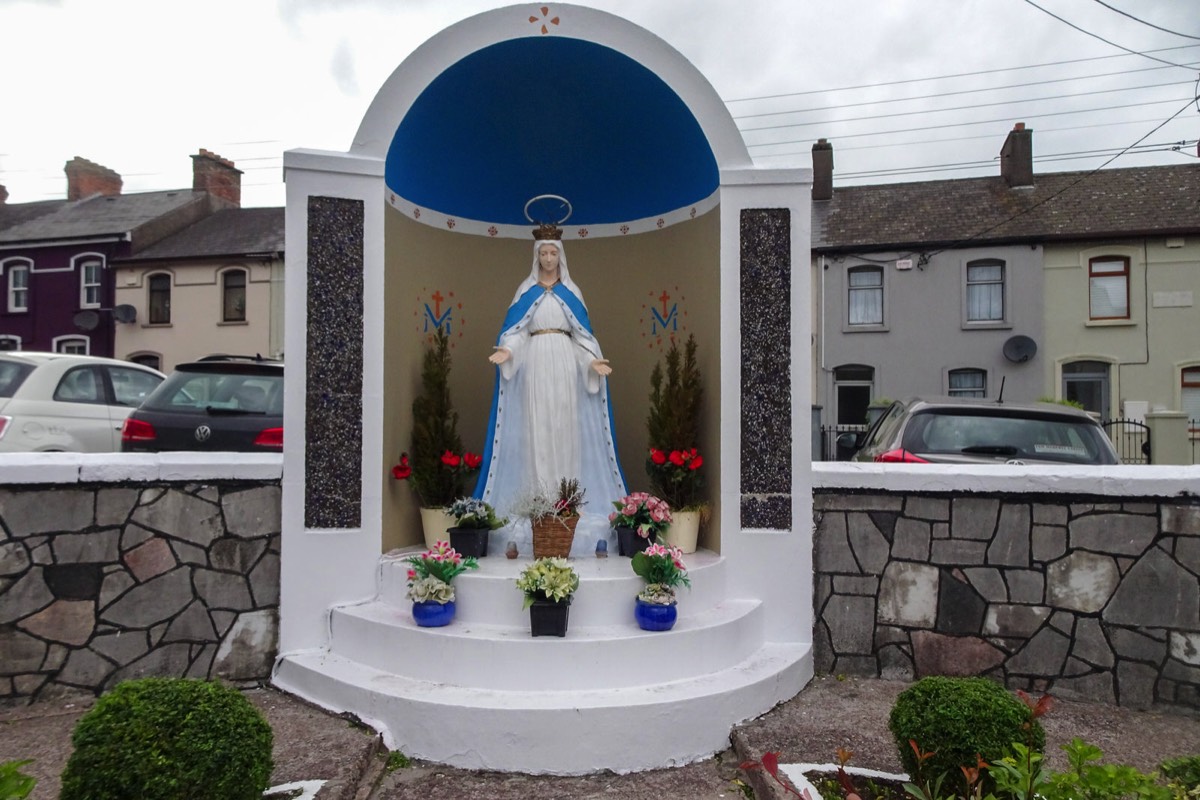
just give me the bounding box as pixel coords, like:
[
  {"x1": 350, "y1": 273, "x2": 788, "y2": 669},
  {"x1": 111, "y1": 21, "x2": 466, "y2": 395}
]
[{"x1": 0, "y1": 153, "x2": 243, "y2": 357}]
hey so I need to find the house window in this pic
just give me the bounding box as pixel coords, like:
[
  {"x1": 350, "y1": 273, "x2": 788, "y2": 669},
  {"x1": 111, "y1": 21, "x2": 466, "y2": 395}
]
[
  {"x1": 965, "y1": 260, "x2": 1004, "y2": 322},
  {"x1": 80, "y1": 260, "x2": 102, "y2": 309},
  {"x1": 148, "y1": 273, "x2": 171, "y2": 324},
  {"x1": 7, "y1": 263, "x2": 29, "y2": 312},
  {"x1": 130, "y1": 352, "x2": 162, "y2": 371},
  {"x1": 1089, "y1": 256, "x2": 1129, "y2": 320},
  {"x1": 1183, "y1": 367, "x2": 1200, "y2": 434},
  {"x1": 834, "y1": 364, "x2": 875, "y2": 425},
  {"x1": 53, "y1": 335, "x2": 89, "y2": 355},
  {"x1": 948, "y1": 368, "x2": 987, "y2": 398},
  {"x1": 0, "y1": 335, "x2": 20, "y2": 351},
  {"x1": 847, "y1": 266, "x2": 883, "y2": 326},
  {"x1": 1062, "y1": 360, "x2": 1110, "y2": 416},
  {"x1": 222, "y1": 268, "x2": 247, "y2": 322}
]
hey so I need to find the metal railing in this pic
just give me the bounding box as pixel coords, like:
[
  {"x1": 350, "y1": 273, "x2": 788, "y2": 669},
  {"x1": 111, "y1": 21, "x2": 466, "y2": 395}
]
[
  {"x1": 1100, "y1": 418, "x2": 1150, "y2": 465},
  {"x1": 818, "y1": 425, "x2": 866, "y2": 461}
]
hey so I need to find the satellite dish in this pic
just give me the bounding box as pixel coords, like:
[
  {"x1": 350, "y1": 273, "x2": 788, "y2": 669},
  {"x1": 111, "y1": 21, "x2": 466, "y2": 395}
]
[
  {"x1": 72, "y1": 310, "x2": 100, "y2": 331},
  {"x1": 1002, "y1": 335, "x2": 1038, "y2": 363},
  {"x1": 113, "y1": 304, "x2": 138, "y2": 324}
]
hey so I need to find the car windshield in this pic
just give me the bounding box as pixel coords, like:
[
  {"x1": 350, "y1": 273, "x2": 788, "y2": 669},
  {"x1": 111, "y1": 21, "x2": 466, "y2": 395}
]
[
  {"x1": 142, "y1": 371, "x2": 282, "y2": 414},
  {"x1": 0, "y1": 361, "x2": 34, "y2": 398},
  {"x1": 903, "y1": 410, "x2": 1117, "y2": 464}
]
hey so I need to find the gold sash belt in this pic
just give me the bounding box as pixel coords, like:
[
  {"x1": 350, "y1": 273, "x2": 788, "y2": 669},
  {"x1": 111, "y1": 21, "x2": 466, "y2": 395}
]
[{"x1": 531, "y1": 329, "x2": 571, "y2": 337}]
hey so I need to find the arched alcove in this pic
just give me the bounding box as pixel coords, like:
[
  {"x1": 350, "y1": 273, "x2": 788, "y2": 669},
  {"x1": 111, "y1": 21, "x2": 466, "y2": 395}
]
[{"x1": 375, "y1": 6, "x2": 746, "y2": 552}]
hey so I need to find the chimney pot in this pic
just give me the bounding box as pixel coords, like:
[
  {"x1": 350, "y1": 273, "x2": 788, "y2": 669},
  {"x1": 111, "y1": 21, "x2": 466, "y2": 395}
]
[
  {"x1": 64, "y1": 156, "x2": 122, "y2": 201},
  {"x1": 812, "y1": 138, "x2": 834, "y2": 201}
]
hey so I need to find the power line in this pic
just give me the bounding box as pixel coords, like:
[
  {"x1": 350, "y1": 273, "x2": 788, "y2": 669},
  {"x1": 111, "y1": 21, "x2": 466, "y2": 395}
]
[
  {"x1": 738, "y1": 79, "x2": 1192, "y2": 133},
  {"x1": 722, "y1": 44, "x2": 1199, "y2": 105},
  {"x1": 1020, "y1": 0, "x2": 1198, "y2": 70},
  {"x1": 731, "y1": 61, "x2": 1194, "y2": 121},
  {"x1": 744, "y1": 95, "x2": 1193, "y2": 147},
  {"x1": 1089, "y1": 0, "x2": 1200, "y2": 41}
]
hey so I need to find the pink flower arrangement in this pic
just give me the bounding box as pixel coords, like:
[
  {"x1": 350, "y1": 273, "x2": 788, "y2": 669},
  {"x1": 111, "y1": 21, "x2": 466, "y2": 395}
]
[{"x1": 609, "y1": 492, "x2": 672, "y2": 540}]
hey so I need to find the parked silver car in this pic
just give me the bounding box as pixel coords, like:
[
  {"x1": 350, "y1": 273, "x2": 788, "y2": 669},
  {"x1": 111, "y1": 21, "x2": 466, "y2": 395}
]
[
  {"x1": 838, "y1": 396, "x2": 1120, "y2": 465},
  {"x1": 0, "y1": 352, "x2": 165, "y2": 452}
]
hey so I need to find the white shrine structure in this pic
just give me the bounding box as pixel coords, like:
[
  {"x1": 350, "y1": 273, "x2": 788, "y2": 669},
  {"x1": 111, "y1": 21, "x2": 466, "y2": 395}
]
[{"x1": 274, "y1": 4, "x2": 814, "y2": 774}]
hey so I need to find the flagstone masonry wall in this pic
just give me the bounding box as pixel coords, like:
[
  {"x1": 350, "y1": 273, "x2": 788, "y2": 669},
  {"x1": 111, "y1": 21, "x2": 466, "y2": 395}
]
[
  {"x1": 814, "y1": 490, "x2": 1200, "y2": 711},
  {"x1": 0, "y1": 480, "x2": 281, "y2": 703}
]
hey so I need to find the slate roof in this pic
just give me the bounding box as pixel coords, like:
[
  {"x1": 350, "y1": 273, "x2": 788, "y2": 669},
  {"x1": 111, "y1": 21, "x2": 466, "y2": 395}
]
[
  {"x1": 813, "y1": 163, "x2": 1200, "y2": 253},
  {"x1": 116, "y1": 208, "x2": 284, "y2": 262},
  {"x1": 0, "y1": 190, "x2": 212, "y2": 245}
]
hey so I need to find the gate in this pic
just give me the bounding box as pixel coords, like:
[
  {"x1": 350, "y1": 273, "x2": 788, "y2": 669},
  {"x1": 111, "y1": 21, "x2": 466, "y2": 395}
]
[{"x1": 1101, "y1": 418, "x2": 1150, "y2": 464}]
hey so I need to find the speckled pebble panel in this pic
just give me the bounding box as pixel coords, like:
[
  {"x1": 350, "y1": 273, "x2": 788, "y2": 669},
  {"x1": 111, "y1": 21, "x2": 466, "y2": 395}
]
[
  {"x1": 740, "y1": 208, "x2": 791, "y2": 530},
  {"x1": 305, "y1": 196, "x2": 364, "y2": 529}
]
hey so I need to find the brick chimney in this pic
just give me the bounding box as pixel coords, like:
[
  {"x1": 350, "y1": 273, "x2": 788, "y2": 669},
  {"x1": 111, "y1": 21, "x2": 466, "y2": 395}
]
[
  {"x1": 1000, "y1": 123, "x2": 1033, "y2": 188},
  {"x1": 191, "y1": 149, "x2": 242, "y2": 207},
  {"x1": 812, "y1": 138, "x2": 834, "y2": 201},
  {"x1": 65, "y1": 157, "x2": 123, "y2": 201}
]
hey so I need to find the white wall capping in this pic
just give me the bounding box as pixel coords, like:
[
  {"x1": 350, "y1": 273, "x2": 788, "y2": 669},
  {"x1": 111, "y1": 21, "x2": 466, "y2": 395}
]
[
  {"x1": 0, "y1": 454, "x2": 84, "y2": 484},
  {"x1": 283, "y1": 149, "x2": 385, "y2": 178},
  {"x1": 720, "y1": 167, "x2": 814, "y2": 186},
  {"x1": 813, "y1": 461, "x2": 1200, "y2": 497}
]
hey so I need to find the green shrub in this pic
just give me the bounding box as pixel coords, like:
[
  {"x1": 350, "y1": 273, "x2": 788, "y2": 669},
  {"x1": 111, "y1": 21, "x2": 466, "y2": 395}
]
[
  {"x1": 0, "y1": 760, "x2": 36, "y2": 800},
  {"x1": 59, "y1": 678, "x2": 273, "y2": 800},
  {"x1": 888, "y1": 676, "x2": 1045, "y2": 794},
  {"x1": 1161, "y1": 755, "x2": 1200, "y2": 790}
]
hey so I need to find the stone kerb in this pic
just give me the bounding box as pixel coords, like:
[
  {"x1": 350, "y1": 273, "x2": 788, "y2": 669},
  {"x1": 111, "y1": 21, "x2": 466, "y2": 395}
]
[
  {"x1": 0, "y1": 478, "x2": 281, "y2": 702},
  {"x1": 814, "y1": 488, "x2": 1200, "y2": 711}
]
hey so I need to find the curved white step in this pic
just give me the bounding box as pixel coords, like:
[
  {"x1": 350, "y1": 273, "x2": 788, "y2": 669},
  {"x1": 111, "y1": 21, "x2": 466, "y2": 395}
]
[
  {"x1": 273, "y1": 642, "x2": 813, "y2": 775},
  {"x1": 329, "y1": 597, "x2": 763, "y2": 690},
  {"x1": 379, "y1": 547, "x2": 728, "y2": 628}
]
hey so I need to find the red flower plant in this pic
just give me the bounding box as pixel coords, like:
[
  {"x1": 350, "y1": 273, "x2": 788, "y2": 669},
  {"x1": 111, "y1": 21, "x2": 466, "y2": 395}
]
[
  {"x1": 650, "y1": 448, "x2": 668, "y2": 465},
  {"x1": 463, "y1": 452, "x2": 483, "y2": 469},
  {"x1": 392, "y1": 453, "x2": 413, "y2": 480},
  {"x1": 440, "y1": 450, "x2": 462, "y2": 468}
]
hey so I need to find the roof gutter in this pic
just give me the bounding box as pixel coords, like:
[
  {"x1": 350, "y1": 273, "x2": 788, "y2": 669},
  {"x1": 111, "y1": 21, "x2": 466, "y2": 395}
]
[{"x1": 0, "y1": 233, "x2": 129, "y2": 251}]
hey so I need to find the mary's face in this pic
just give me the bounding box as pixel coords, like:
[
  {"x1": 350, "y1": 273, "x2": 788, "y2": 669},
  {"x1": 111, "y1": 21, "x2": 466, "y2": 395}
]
[{"x1": 538, "y1": 244, "x2": 560, "y2": 276}]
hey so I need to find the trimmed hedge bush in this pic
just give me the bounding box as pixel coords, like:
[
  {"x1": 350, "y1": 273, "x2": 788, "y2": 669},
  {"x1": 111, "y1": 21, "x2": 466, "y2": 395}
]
[
  {"x1": 889, "y1": 676, "x2": 1044, "y2": 793},
  {"x1": 59, "y1": 678, "x2": 273, "y2": 800}
]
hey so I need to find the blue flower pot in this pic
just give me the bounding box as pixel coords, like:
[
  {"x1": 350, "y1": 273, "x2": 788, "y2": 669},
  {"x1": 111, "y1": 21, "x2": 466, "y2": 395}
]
[
  {"x1": 634, "y1": 599, "x2": 677, "y2": 631},
  {"x1": 412, "y1": 600, "x2": 456, "y2": 627}
]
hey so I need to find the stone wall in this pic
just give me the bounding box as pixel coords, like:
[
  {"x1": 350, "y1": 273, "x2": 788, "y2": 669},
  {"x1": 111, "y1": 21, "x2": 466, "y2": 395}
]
[
  {"x1": 814, "y1": 489, "x2": 1200, "y2": 710},
  {"x1": 0, "y1": 480, "x2": 281, "y2": 703}
]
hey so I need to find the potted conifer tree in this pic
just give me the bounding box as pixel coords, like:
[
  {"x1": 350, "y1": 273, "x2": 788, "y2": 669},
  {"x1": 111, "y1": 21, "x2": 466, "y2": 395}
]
[
  {"x1": 392, "y1": 329, "x2": 481, "y2": 547},
  {"x1": 645, "y1": 334, "x2": 706, "y2": 553}
]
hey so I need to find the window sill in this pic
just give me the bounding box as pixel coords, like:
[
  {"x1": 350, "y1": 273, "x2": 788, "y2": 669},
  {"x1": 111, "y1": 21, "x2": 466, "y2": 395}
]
[
  {"x1": 961, "y1": 321, "x2": 1012, "y2": 331},
  {"x1": 1085, "y1": 319, "x2": 1136, "y2": 328},
  {"x1": 141, "y1": 323, "x2": 173, "y2": 328},
  {"x1": 218, "y1": 320, "x2": 249, "y2": 326},
  {"x1": 843, "y1": 324, "x2": 889, "y2": 333}
]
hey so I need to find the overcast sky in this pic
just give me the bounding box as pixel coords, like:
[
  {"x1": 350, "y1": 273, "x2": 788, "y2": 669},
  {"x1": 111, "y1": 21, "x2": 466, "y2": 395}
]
[{"x1": 1, "y1": 0, "x2": 1196, "y2": 208}]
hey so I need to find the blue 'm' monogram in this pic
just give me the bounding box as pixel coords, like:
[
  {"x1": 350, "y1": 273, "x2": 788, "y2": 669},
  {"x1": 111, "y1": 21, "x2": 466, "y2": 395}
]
[{"x1": 650, "y1": 305, "x2": 677, "y2": 334}]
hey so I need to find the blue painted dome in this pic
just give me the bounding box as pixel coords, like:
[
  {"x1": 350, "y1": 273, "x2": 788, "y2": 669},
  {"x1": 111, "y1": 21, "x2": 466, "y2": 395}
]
[{"x1": 385, "y1": 36, "x2": 719, "y2": 235}]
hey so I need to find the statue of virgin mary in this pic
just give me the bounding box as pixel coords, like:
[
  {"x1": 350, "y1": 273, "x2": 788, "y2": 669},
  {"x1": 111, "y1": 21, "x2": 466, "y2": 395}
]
[{"x1": 473, "y1": 225, "x2": 627, "y2": 556}]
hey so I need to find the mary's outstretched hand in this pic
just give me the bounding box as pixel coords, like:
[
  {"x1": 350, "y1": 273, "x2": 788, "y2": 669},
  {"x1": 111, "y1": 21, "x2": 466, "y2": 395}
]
[
  {"x1": 591, "y1": 359, "x2": 612, "y2": 377},
  {"x1": 489, "y1": 347, "x2": 512, "y2": 365}
]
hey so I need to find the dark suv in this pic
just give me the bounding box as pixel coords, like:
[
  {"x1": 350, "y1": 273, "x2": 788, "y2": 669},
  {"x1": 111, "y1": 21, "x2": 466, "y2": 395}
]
[
  {"x1": 838, "y1": 396, "x2": 1120, "y2": 465},
  {"x1": 121, "y1": 355, "x2": 283, "y2": 452}
]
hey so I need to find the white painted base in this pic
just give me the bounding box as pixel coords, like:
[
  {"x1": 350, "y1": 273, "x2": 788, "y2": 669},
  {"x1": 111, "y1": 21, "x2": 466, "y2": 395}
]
[{"x1": 273, "y1": 549, "x2": 812, "y2": 774}]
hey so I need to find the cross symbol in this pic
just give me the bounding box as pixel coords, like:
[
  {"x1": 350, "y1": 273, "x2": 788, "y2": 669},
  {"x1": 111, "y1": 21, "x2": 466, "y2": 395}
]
[
  {"x1": 659, "y1": 290, "x2": 671, "y2": 316},
  {"x1": 431, "y1": 291, "x2": 444, "y2": 318}
]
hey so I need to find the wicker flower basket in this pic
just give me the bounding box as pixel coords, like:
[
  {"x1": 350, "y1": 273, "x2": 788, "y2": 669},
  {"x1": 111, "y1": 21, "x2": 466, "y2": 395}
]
[{"x1": 531, "y1": 515, "x2": 579, "y2": 559}]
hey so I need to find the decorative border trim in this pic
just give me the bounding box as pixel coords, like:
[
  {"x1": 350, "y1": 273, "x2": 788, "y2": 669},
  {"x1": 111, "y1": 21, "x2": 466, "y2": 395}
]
[{"x1": 384, "y1": 187, "x2": 720, "y2": 240}]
